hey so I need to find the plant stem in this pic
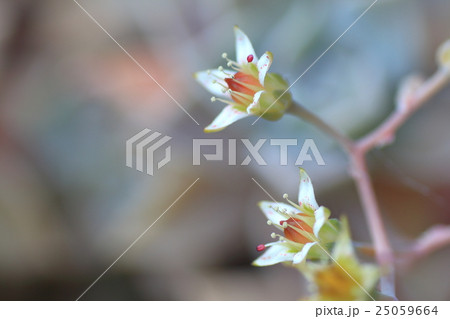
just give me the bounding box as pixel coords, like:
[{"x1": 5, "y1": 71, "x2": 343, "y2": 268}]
[
  {"x1": 350, "y1": 149, "x2": 396, "y2": 297},
  {"x1": 288, "y1": 102, "x2": 353, "y2": 152},
  {"x1": 402, "y1": 225, "x2": 450, "y2": 266},
  {"x1": 357, "y1": 68, "x2": 450, "y2": 153}
]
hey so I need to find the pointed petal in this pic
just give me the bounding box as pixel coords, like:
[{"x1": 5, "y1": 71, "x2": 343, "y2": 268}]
[
  {"x1": 259, "y1": 201, "x2": 299, "y2": 226},
  {"x1": 293, "y1": 242, "x2": 317, "y2": 264},
  {"x1": 313, "y1": 206, "x2": 331, "y2": 238},
  {"x1": 234, "y1": 26, "x2": 258, "y2": 64},
  {"x1": 204, "y1": 105, "x2": 249, "y2": 133},
  {"x1": 246, "y1": 90, "x2": 264, "y2": 114},
  {"x1": 257, "y1": 52, "x2": 273, "y2": 86},
  {"x1": 332, "y1": 217, "x2": 355, "y2": 259},
  {"x1": 298, "y1": 168, "x2": 319, "y2": 211},
  {"x1": 194, "y1": 69, "x2": 234, "y2": 98},
  {"x1": 252, "y1": 242, "x2": 295, "y2": 266}
]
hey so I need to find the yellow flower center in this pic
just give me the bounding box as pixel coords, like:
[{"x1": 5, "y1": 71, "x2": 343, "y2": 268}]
[{"x1": 314, "y1": 264, "x2": 358, "y2": 300}]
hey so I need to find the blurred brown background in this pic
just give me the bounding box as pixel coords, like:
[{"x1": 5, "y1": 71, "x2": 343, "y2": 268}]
[{"x1": 0, "y1": 0, "x2": 449, "y2": 300}]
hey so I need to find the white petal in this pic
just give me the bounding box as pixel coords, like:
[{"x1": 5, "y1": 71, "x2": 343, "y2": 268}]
[
  {"x1": 246, "y1": 90, "x2": 264, "y2": 114},
  {"x1": 204, "y1": 105, "x2": 249, "y2": 133},
  {"x1": 257, "y1": 52, "x2": 273, "y2": 86},
  {"x1": 298, "y1": 168, "x2": 319, "y2": 211},
  {"x1": 252, "y1": 242, "x2": 295, "y2": 266},
  {"x1": 234, "y1": 26, "x2": 258, "y2": 65},
  {"x1": 194, "y1": 69, "x2": 235, "y2": 98},
  {"x1": 313, "y1": 206, "x2": 331, "y2": 238},
  {"x1": 292, "y1": 242, "x2": 317, "y2": 264},
  {"x1": 258, "y1": 201, "x2": 299, "y2": 226}
]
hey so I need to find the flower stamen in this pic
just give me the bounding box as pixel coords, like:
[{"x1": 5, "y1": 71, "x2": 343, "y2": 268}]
[
  {"x1": 211, "y1": 96, "x2": 239, "y2": 107},
  {"x1": 229, "y1": 90, "x2": 254, "y2": 99},
  {"x1": 256, "y1": 244, "x2": 266, "y2": 252},
  {"x1": 218, "y1": 66, "x2": 234, "y2": 78},
  {"x1": 211, "y1": 79, "x2": 228, "y2": 90},
  {"x1": 283, "y1": 193, "x2": 300, "y2": 209},
  {"x1": 270, "y1": 232, "x2": 298, "y2": 245},
  {"x1": 227, "y1": 62, "x2": 241, "y2": 71},
  {"x1": 229, "y1": 78, "x2": 263, "y2": 92},
  {"x1": 271, "y1": 206, "x2": 292, "y2": 219},
  {"x1": 222, "y1": 52, "x2": 242, "y2": 70}
]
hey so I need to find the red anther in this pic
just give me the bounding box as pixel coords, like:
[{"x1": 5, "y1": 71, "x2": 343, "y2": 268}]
[
  {"x1": 256, "y1": 244, "x2": 266, "y2": 252},
  {"x1": 247, "y1": 54, "x2": 254, "y2": 63}
]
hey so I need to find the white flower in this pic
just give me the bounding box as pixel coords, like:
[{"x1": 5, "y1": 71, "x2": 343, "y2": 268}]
[
  {"x1": 253, "y1": 169, "x2": 339, "y2": 266},
  {"x1": 195, "y1": 26, "x2": 291, "y2": 133}
]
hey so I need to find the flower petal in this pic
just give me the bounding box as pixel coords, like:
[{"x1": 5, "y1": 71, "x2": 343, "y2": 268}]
[
  {"x1": 234, "y1": 26, "x2": 258, "y2": 65},
  {"x1": 298, "y1": 168, "x2": 319, "y2": 211},
  {"x1": 332, "y1": 217, "x2": 355, "y2": 259},
  {"x1": 204, "y1": 105, "x2": 249, "y2": 133},
  {"x1": 252, "y1": 242, "x2": 295, "y2": 266},
  {"x1": 194, "y1": 69, "x2": 235, "y2": 98},
  {"x1": 259, "y1": 201, "x2": 299, "y2": 227},
  {"x1": 293, "y1": 242, "x2": 317, "y2": 264},
  {"x1": 246, "y1": 90, "x2": 264, "y2": 114},
  {"x1": 257, "y1": 51, "x2": 273, "y2": 86},
  {"x1": 313, "y1": 206, "x2": 331, "y2": 238}
]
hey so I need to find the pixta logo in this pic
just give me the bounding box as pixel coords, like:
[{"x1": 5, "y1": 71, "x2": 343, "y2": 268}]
[
  {"x1": 126, "y1": 129, "x2": 325, "y2": 176},
  {"x1": 192, "y1": 138, "x2": 325, "y2": 166},
  {"x1": 126, "y1": 129, "x2": 172, "y2": 176}
]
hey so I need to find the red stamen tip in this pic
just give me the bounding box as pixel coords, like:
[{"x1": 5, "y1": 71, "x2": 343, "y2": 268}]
[
  {"x1": 256, "y1": 244, "x2": 266, "y2": 252},
  {"x1": 247, "y1": 54, "x2": 254, "y2": 63}
]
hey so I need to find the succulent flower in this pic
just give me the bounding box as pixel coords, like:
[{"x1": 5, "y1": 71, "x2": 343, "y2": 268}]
[
  {"x1": 252, "y1": 169, "x2": 339, "y2": 266},
  {"x1": 195, "y1": 26, "x2": 292, "y2": 132},
  {"x1": 303, "y1": 217, "x2": 379, "y2": 301}
]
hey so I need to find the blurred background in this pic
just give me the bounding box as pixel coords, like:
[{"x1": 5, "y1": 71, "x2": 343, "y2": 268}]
[{"x1": 0, "y1": 0, "x2": 449, "y2": 300}]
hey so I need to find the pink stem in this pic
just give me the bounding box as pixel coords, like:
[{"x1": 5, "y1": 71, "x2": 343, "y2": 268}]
[
  {"x1": 357, "y1": 69, "x2": 450, "y2": 153},
  {"x1": 350, "y1": 148, "x2": 395, "y2": 297}
]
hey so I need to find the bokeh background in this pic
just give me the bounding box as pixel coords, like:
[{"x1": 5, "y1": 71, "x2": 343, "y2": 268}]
[{"x1": 0, "y1": 0, "x2": 449, "y2": 300}]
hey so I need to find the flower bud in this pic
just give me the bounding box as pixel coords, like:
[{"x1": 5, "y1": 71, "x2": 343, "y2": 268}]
[{"x1": 257, "y1": 73, "x2": 292, "y2": 121}]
